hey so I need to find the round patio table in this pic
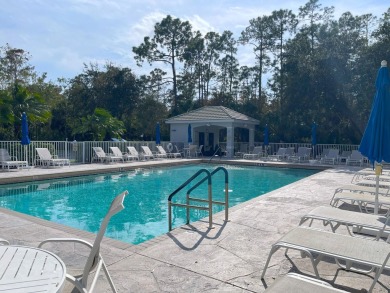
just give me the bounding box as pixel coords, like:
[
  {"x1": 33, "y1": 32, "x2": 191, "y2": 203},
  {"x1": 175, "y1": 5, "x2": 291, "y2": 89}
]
[{"x1": 0, "y1": 245, "x2": 66, "y2": 292}]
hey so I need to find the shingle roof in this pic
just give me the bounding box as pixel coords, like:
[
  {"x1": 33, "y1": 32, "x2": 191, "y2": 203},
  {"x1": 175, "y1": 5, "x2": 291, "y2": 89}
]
[{"x1": 166, "y1": 106, "x2": 259, "y2": 124}]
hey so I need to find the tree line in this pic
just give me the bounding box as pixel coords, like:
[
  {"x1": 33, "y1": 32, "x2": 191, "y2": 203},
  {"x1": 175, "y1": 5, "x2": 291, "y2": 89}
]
[{"x1": 1, "y1": 0, "x2": 389, "y2": 144}]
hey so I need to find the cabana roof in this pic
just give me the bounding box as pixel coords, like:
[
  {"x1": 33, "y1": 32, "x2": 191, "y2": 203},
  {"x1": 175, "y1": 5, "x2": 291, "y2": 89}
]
[{"x1": 165, "y1": 106, "x2": 259, "y2": 125}]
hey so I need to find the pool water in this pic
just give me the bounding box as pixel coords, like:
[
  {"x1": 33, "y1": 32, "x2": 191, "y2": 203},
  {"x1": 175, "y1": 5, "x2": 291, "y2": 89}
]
[{"x1": 0, "y1": 164, "x2": 317, "y2": 244}]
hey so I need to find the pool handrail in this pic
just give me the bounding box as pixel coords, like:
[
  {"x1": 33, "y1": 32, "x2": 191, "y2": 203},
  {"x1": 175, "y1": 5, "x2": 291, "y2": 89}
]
[
  {"x1": 186, "y1": 167, "x2": 229, "y2": 223},
  {"x1": 168, "y1": 168, "x2": 212, "y2": 231}
]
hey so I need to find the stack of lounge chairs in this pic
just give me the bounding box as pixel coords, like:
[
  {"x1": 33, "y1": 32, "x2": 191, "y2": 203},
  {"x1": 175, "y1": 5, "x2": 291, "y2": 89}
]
[{"x1": 261, "y1": 167, "x2": 390, "y2": 292}]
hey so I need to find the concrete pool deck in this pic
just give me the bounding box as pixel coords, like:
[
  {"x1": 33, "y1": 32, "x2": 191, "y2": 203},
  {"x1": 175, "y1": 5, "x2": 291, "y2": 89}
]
[{"x1": 0, "y1": 159, "x2": 388, "y2": 292}]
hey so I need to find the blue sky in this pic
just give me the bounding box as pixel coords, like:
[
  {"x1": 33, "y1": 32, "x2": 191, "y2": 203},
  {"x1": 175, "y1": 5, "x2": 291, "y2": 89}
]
[{"x1": 2, "y1": 0, "x2": 388, "y2": 82}]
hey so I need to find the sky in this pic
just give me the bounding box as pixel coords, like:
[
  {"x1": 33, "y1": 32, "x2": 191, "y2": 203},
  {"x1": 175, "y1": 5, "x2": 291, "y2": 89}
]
[{"x1": 1, "y1": 0, "x2": 388, "y2": 82}]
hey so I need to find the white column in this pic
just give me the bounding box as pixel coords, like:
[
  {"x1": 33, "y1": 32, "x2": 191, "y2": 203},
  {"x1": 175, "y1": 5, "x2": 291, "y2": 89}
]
[
  {"x1": 226, "y1": 126, "x2": 234, "y2": 158},
  {"x1": 249, "y1": 127, "x2": 255, "y2": 150}
]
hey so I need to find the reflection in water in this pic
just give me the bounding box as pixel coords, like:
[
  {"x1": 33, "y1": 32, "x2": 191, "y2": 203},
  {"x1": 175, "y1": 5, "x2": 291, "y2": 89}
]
[{"x1": 0, "y1": 165, "x2": 317, "y2": 244}]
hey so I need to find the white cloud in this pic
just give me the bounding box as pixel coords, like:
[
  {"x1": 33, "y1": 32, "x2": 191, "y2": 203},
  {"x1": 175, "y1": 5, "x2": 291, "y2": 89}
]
[{"x1": 186, "y1": 15, "x2": 215, "y2": 35}]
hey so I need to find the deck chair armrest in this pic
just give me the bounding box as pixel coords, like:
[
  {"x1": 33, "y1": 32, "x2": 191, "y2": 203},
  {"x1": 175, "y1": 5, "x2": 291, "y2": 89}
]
[
  {"x1": 38, "y1": 238, "x2": 93, "y2": 250},
  {"x1": 52, "y1": 154, "x2": 59, "y2": 159},
  {"x1": 0, "y1": 238, "x2": 9, "y2": 245},
  {"x1": 10, "y1": 156, "x2": 18, "y2": 161}
]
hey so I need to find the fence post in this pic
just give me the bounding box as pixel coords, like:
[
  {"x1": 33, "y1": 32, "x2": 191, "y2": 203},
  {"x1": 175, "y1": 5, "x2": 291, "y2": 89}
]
[{"x1": 82, "y1": 142, "x2": 85, "y2": 163}]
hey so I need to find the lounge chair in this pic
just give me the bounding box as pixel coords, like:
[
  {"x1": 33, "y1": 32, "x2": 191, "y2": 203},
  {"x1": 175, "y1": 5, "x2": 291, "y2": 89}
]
[
  {"x1": 110, "y1": 146, "x2": 137, "y2": 161},
  {"x1": 330, "y1": 190, "x2": 390, "y2": 213},
  {"x1": 157, "y1": 145, "x2": 180, "y2": 158},
  {"x1": 288, "y1": 147, "x2": 311, "y2": 162},
  {"x1": 346, "y1": 150, "x2": 364, "y2": 166},
  {"x1": 267, "y1": 147, "x2": 287, "y2": 161},
  {"x1": 320, "y1": 149, "x2": 339, "y2": 165},
  {"x1": 299, "y1": 206, "x2": 390, "y2": 240},
  {"x1": 140, "y1": 146, "x2": 157, "y2": 160},
  {"x1": 243, "y1": 146, "x2": 264, "y2": 160},
  {"x1": 39, "y1": 190, "x2": 129, "y2": 293},
  {"x1": 35, "y1": 148, "x2": 70, "y2": 167},
  {"x1": 261, "y1": 226, "x2": 390, "y2": 292},
  {"x1": 264, "y1": 273, "x2": 348, "y2": 293},
  {"x1": 0, "y1": 148, "x2": 28, "y2": 171},
  {"x1": 92, "y1": 147, "x2": 123, "y2": 163},
  {"x1": 126, "y1": 146, "x2": 140, "y2": 160},
  {"x1": 338, "y1": 150, "x2": 351, "y2": 164},
  {"x1": 155, "y1": 146, "x2": 168, "y2": 158}
]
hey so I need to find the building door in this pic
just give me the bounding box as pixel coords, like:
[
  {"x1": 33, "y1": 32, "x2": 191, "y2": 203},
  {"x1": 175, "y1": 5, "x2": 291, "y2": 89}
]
[{"x1": 199, "y1": 132, "x2": 205, "y2": 147}]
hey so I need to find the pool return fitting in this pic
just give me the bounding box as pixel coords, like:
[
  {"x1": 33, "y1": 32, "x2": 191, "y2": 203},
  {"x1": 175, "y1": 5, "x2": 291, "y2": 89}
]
[{"x1": 167, "y1": 167, "x2": 229, "y2": 231}]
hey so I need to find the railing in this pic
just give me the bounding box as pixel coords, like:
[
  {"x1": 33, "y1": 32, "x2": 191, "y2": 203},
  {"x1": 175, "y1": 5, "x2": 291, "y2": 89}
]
[
  {"x1": 168, "y1": 169, "x2": 212, "y2": 231},
  {"x1": 0, "y1": 140, "x2": 172, "y2": 165},
  {"x1": 167, "y1": 167, "x2": 229, "y2": 232},
  {"x1": 0, "y1": 140, "x2": 360, "y2": 165},
  {"x1": 220, "y1": 142, "x2": 360, "y2": 159},
  {"x1": 186, "y1": 167, "x2": 229, "y2": 223}
]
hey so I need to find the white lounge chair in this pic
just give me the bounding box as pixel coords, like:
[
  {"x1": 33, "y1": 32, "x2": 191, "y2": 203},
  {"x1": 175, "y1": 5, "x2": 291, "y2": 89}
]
[
  {"x1": 320, "y1": 149, "x2": 339, "y2": 165},
  {"x1": 331, "y1": 191, "x2": 390, "y2": 213},
  {"x1": 39, "y1": 190, "x2": 128, "y2": 293},
  {"x1": 157, "y1": 145, "x2": 180, "y2": 158},
  {"x1": 0, "y1": 148, "x2": 28, "y2": 171},
  {"x1": 338, "y1": 150, "x2": 351, "y2": 164},
  {"x1": 35, "y1": 148, "x2": 70, "y2": 167},
  {"x1": 155, "y1": 146, "x2": 168, "y2": 158},
  {"x1": 243, "y1": 146, "x2": 264, "y2": 160},
  {"x1": 92, "y1": 147, "x2": 123, "y2": 163},
  {"x1": 126, "y1": 146, "x2": 140, "y2": 160},
  {"x1": 140, "y1": 146, "x2": 156, "y2": 160},
  {"x1": 261, "y1": 226, "x2": 390, "y2": 293},
  {"x1": 110, "y1": 146, "x2": 137, "y2": 161},
  {"x1": 264, "y1": 273, "x2": 348, "y2": 293},
  {"x1": 267, "y1": 147, "x2": 287, "y2": 161},
  {"x1": 288, "y1": 147, "x2": 311, "y2": 162},
  {"x1": 346, "y1": 150, "x2": 364, "y2": 166},
  {"x1": 299, "y1": 206, "x2": 390, "y2": 240}
]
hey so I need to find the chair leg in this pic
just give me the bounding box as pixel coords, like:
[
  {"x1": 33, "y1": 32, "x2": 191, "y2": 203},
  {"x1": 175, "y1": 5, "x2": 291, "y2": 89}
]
[{"x1": 102, "y1": 261, "x2": 118, "y2": 292}]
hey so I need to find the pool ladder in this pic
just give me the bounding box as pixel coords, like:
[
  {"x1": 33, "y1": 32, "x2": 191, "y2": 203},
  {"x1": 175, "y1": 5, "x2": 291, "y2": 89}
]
[{"x1": 167, "y1": 167, "x2": 229, "y2": 231}]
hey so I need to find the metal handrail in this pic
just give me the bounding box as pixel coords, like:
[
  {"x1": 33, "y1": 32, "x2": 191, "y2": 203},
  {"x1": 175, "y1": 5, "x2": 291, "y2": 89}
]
[
  {"x1": 168, "y1": 169, "x2": 212, "y2": 231},
  {"x1": 208, "y1": 146, "x2": 222, "y2": 163},
  {"x1": 186, "y1": 167, "x2": 229, "y2": 223}
]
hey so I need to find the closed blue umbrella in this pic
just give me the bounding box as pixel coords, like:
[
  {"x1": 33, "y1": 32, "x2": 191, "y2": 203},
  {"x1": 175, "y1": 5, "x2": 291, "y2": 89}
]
[
  {"x1": 264, "y1": 125, "x2": 269, "y2": 146},
  {"x1": 358, "y1": 60, "x2": 390, "y2": 213},
  {"x1": 155, "y1": 122, "x2": 161, "y2": 145},
  {"x1": 188, "y1": 124, "x2": 192, "y2": 144},
  {"x1": 21, "y1": 112, "x2": 30, "y2": 165}
]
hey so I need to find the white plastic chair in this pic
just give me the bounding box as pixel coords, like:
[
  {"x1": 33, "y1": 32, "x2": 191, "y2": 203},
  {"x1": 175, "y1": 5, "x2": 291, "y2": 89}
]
[
  {"x1": 0, "y1": 148, "x2": 28, "y2": 171},
  {"x1": 39, "y1": 190, "x2": 128, "y2": 293},
  {"x1": 110, "y1": 146, "x2": 137, "y2": 161},
  {"x1": 36, "y1": 148, "x2": 70, "y2": 167},
  {"x1": 346, "y1": 150, "x2": 364, "y2": 166},
  {"x1": 140, "y1": 146, "x2": 156, "y2": 160},
  {"x1": 92, "y1": 147, "x2": 123, "y2": 163},
  {"x1": 126, "y1": 146, "x2": 140, "y2": 160}
]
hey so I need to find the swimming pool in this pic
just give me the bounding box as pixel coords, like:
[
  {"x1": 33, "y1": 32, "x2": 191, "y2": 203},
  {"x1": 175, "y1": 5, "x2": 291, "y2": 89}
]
[{"x1": 0, "y1": 164, "x2": 318, "y2": 244}]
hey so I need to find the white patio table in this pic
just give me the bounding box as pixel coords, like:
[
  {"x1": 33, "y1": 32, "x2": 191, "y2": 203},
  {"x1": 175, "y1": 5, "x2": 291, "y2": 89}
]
[{"x1": 0, "y1": 245, "x2": 66, "y2": 292}]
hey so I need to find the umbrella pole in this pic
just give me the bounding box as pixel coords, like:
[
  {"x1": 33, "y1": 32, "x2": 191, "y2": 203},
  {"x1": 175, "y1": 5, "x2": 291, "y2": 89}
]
[
  {"x1": 24, "y1": 145, "x2": 28, "y2": 167},
  {"x1": 374, "y1": 163, "x2": 382, "y2": 215},
  {"x1": 375, "y1": 174, "x2": 379, "y2": 215}
]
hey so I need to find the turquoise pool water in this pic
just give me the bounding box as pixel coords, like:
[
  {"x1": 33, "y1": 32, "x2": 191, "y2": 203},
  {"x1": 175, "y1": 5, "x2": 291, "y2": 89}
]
[{"x1": 0, "y1": 164, "x2": 317, "y2": 244}]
